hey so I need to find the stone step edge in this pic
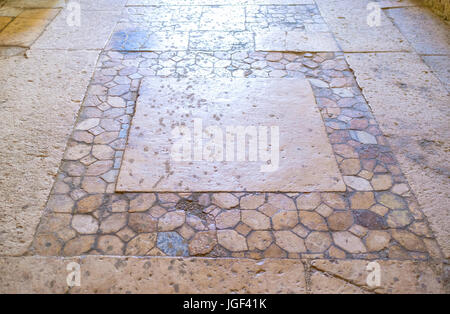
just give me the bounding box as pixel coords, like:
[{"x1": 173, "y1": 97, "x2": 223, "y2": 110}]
[{"x1": 0, "y1": 256, "x2": 447, "y2": 293}]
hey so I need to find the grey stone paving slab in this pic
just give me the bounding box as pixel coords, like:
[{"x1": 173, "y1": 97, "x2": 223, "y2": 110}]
[
  {"x1": 386, "y1": 7, "x2": 450, "y2": 55},
  {"x1": 189, "y1": 31, "x2": 254, "y2": 51},
  {"x1": 0, "y1": 16, "x2": 11, "y2": 31},
  {"x1": 315, "y1": 0, "x2": 412, "y2": 52},
  {"x1": 117, "y1": 77, "x2": 345, "y2": 192},
  {"x1": 422, "y1": 55, "x2": 450, "y2": 91},
  {"x1": 0, "y1": 7, "x2": 23, "y2": 17},
  {"x1": 32, "y1": 9, "x2": 122, "y2": 49},
  {"x1": 345, "y1": 52, "x2": 450, "y2": 258},
  {"x1": 122, "y1": 6, "x2": 202, "y2": 25},
  {"x1": 107, "y1": 23, "x2": 190, "y2": 50},
  {"x1": 198, "y1": 6, "x2": 245, "y2": 31},
  {"x1": 255, "y1": 29, "x2": 340, "y2": 52},
  {"x1": 246, "y1": 4, "x2": 327, "y2": 32},
  {"x1": 0, "y1": 256, "x2": 310, "y2": 293},
  {"x1": 0, "y1": 257, "x2": 445, "y2": 293},
  {"x1": 0, "y1": 49, "x2": 99, "y2": 256},
  {"x1": 121, "y1": 4, "x2": 325, "y2": 33}
]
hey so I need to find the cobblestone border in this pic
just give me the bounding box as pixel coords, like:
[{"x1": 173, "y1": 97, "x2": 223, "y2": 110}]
[{"x1": 29, "y1": 49, "x2": 443, "y2": 261}]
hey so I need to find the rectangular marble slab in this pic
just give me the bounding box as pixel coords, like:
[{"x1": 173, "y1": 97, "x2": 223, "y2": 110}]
[
  {"x1": 255, "y1": 29, "x2": 340, "y2": 52},
  {"x1": 117, "y1": 78, "x2": 345, "y2": 192}
]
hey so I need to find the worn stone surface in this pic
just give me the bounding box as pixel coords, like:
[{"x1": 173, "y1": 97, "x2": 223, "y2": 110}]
[
  {"x1": 188, "y1": 231, "x2": 217, "y2": 255},
  {"x1": 315, "y1": 0, "x2": 412, "y2": 52},
  {"x1": 422, "y1": 55, "x2": 450, "y2": 91},
  {"x1": 158, "y1": 211, "x2": 186, "y2": 231},
  {"x1": 386, "y1": 7, "x2": 450, "y2": 55},
  {"x1": 240, "y1": 194, "x2": 265, "y2": 209},
  {"x1": 1, "y1": 256, "x2": 446, "y2": 293},
  {"x1": 215, "y1": 209, "x2": 241, "y2": 229},
  {"x1": 310, "y1": 259, "x2": 445, "y2": 294},
  {"x1": 299, "y1": 211, "x2": 328, "y2": 231},
  {"x1": 125, "y1": 233, "x2": 157, "y2": 255},
  {"x1": 0, "y1": 256, "x2": 309, "y2": 293},
  {"x1": 100, "y1": 213, "x2": 127, "y2": 233},
  {"x1": 33, "y1": 9, "x2": 122, "y2": 49},
  {"x1": 129, "y1": 194, "x2": 156, "y2": 212},
  {"x1": 0, "y1": 50, "x2": 99, "y2": 255},
  {"x1": 346, "y1": 52, "x2": 450, "y2": 257},
  {"x1": 255, "y1": 29, "x2": 340, "y2": 52},
  {"x1": 117, "y1": 78, "x2": 344, "y2": 192},
  {"x1": 247, "y1": 231, "x2": 273, "y2": 251},
  {"x1": 129, "y1": 213, "x2": 158, "y2": 233},
  {"x1": 1, "y1": 0, "x2": 447, "y2": 294},
  {"x1": 21, "y1": 14, "x2": 442, "y2": 263},
  {"x1": 327, "y1": 211, "x2": 354, "y2": 231},
  {"x1": 272, "y1": 210, "x2": 299, "y2": 230},
  {"x1": 305, "y1": 232, "x2": 332, "y2": 252},
  {"x1": 296, "y1": 193, "x2": 321, "y2": 210}
]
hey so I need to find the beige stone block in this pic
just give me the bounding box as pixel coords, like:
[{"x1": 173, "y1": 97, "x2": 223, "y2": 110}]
[
  {"x1": 17, "y1": 8, "x2": 59, "y2": 20},
  {"x1": 315, "y1": 0, "x2": 412, "y2": 52},
  {"x1": 33, "y1": 10, "x2": 122, "y2": 49},
  {"x1": 386, "y1": 7, "x2": 450, "y2": 55},
  {"x1": 0, "y1": 256, "x2": 307, "y2": 293},
  {"x1": 256, "y1": 29, "x2": 340, "y2": 52},
  {"x1": 0, "y1": 17, "x2": 49, "y2": 46},
  {"x1": 0, "y1": 49, "x2": 99, "y2": 255},
  {"x1": 310, "y1": 260, "x2": 445, "y2": 293},
  {"x1": 0, "y1": 17, "x2": 12, "y2": 31},
  {"x1": 117, "y1": 78, "x2": 344, "y2": 192},
  {"x1": 422, "y1": 55, "x2": 450, "y2": 92}
]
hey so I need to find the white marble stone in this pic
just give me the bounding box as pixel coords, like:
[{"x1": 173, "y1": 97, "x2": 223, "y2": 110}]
[{"x1": 117, "y1": 78, "x2": 345, "y2": 192}]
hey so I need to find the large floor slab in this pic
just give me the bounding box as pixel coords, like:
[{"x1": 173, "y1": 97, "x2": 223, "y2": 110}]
[
  {"x1": 255, "y1": 29, "x2": 340, "y2": 52},
  {"x1": 345, "y1": 52, "x2": 450, "y2": 258},
  {"x1": 386, "y1": 6, "x2": 450, "y2": 55},
  {"x1": 117, "y1": 77, "x2": 345, "y2": 192},
  {"x1": 0, "y1": 49, "x2": 99, "y2": 256},
  {"x1": 315, "y1": 0, "x2": 412, "y2": 52},
  {"x1": 32, "y1": 9, "x2": 122, "y2": 50},
  {"x1": 0, "y1": 256, "x2": 446, "y2": 293}
]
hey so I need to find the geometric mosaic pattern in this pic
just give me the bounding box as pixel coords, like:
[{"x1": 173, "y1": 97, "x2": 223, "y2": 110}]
[
  {"x1": 30, "y1": 1, "x2": 442, "y2": 261},
  {"x1": 31, "y1": 51, "x2": 440, "y2": 260}
]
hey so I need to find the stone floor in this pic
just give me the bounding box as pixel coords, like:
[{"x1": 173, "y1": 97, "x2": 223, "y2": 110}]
[{"x1": 0, "y1": 0, "x2": 448, "y2": 293}]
